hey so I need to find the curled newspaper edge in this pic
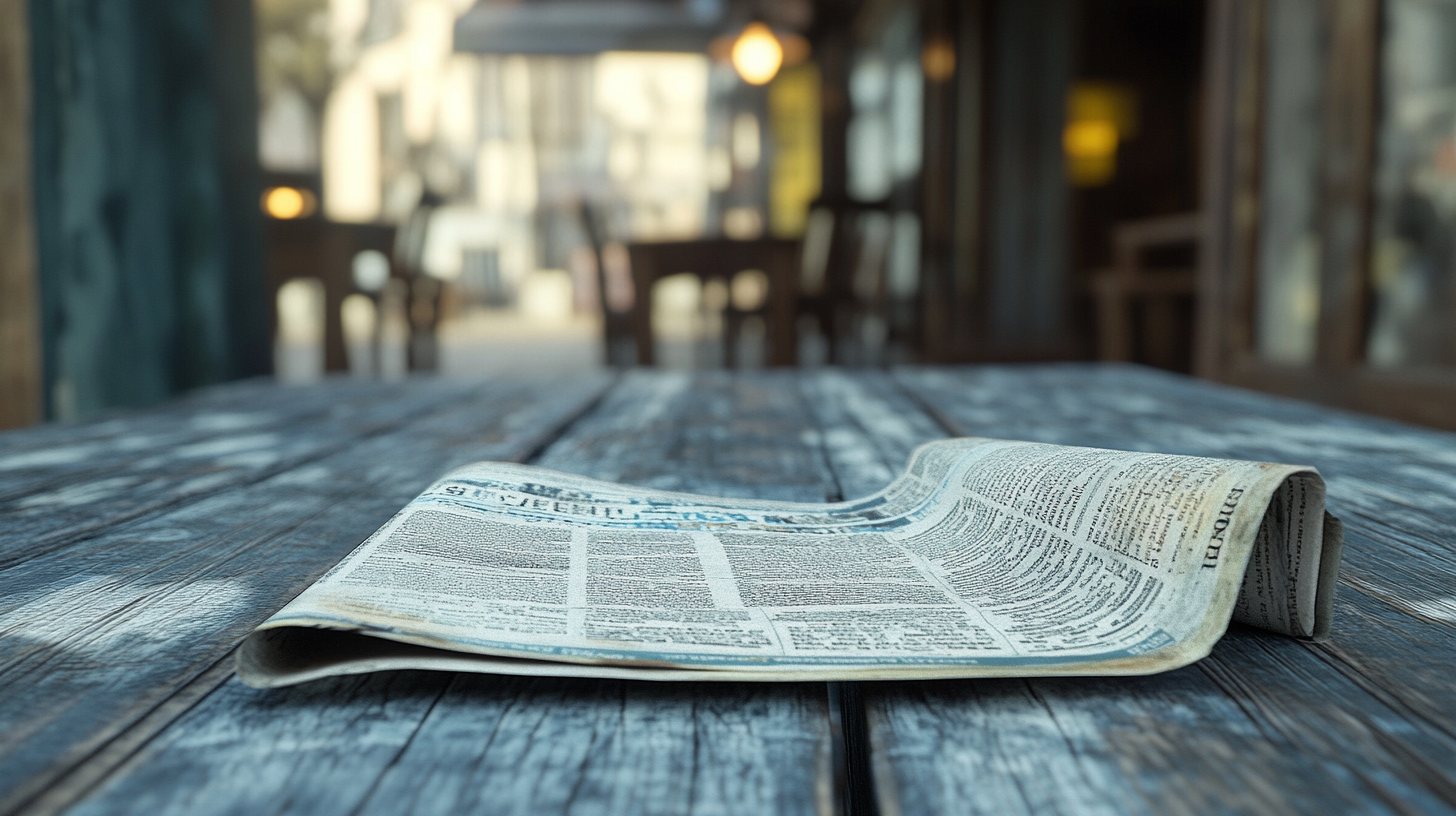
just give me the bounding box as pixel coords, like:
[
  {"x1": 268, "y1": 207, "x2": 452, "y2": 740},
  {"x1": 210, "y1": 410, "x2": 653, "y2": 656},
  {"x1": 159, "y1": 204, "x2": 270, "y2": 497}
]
[{"x1": 239, "y1": 438, "x2": 1342, "y2": 688}]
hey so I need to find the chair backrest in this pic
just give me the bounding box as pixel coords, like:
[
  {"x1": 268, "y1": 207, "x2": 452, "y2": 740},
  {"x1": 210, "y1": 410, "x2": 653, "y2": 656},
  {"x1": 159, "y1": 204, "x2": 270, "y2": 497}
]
[
  {"x1": 1092, "y1": 211, "x2": 1203, "y2": 366},
  {"x1": 795, "y1": 202, "x2": 900, "y2": 364},
  {"x1": 799, "y1": 208, "x2": 835, "y2": 296},
  {"x1": 1111, "y1": 212, "x2": 1203, "y2": 276}
]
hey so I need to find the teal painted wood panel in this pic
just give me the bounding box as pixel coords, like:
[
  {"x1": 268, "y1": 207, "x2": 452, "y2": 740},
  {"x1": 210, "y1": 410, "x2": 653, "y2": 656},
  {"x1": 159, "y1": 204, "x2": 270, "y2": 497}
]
[{"x1": 28, "y1": 0, "x2": 268, "y2": 420}]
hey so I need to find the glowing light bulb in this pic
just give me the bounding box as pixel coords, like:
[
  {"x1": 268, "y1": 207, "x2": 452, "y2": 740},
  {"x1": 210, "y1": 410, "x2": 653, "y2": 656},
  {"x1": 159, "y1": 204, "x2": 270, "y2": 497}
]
[
  {"x1": 1063, "y1": 119, "x2": 1120, "y2": 187},
  {"x1": 1063, "y1": 119, "x2": 1118, "y2": 159},
  {"x1": 731, "y1": 23, "x2": 783, "y2": 86},
  {"x1": 263, "y1": 186, "x2": 316, "y2": 219}
]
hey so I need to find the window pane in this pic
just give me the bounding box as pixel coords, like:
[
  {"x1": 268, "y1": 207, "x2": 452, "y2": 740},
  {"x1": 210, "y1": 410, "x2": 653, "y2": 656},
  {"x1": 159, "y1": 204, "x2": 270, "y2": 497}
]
[{"x1": 1367, "y1": 0, "x2": 1456, "y2": 367}]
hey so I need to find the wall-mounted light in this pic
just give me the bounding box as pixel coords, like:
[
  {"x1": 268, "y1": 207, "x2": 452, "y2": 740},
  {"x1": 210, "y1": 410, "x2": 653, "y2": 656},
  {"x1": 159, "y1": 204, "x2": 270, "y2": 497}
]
[
  {"x1": 1064, "y1": 82, "x2": 1137, "y2": 187},
  {"x1": 731, "y1": 22, "x2": 783, "y2": 85},
  {"x1": 262, "y1": 186, "x2": 318, "y2": 219},
  {"x1": 921, "y1": 36, "x2": 956, "y2": 82}
]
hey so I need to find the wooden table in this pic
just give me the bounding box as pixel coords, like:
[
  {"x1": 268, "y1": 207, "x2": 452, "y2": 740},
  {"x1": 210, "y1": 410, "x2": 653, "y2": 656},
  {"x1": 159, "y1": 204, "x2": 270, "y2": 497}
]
[
  {"x1": 625, "y1": 239, "x2": 800, "y2": 367},
  {"x1": 3, "y1": 365, "x2": 1455, "y2": 815}
]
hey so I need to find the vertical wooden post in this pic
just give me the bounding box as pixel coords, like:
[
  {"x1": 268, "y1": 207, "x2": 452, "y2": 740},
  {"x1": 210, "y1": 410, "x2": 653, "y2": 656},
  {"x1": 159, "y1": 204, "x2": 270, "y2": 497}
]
[
  {"x1": 1196, "y1": 0, "x2": 1265, "y2": 380},
  {"x1": 1197, "y1": 0, "x2": 1237, "y2": 379},
  {"x1": 983, "y1": 0, "x2": 1074, "y2": 350},
  {"x1": 0, "y1": 0, "x2": 42, "y2": 428},
  {"x1": 211, "y1": 0, "x2": 271, "y2": 381},
  {"x1": 950, "y1": 0, "x2": 986, "y2": 357},
  {"x1": 817, "y1": 28, "x2": 851, "y2": 209},
  {"x1": 1315, "y1": 0, "x2": 1380, "y2": 369},
  {"x1": 919, "y1": 0, "x2": 959, "y2": 361},
  {"x1": 1229, "y1": 0, "x2": 1267, "y2": 367},
  {"x1": 813, "y1": 22, "x2": 852, "y2": 362}
]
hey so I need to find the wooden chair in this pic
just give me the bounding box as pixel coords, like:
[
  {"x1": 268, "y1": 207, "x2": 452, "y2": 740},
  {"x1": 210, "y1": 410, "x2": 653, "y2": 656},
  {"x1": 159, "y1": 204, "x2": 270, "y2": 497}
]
[
  {"x1": 795, "y1": 202, "x2": 897, "y2": 365},
  {"x1": 1090, "y1": 212, "x2": 1202, "y2": 365}
]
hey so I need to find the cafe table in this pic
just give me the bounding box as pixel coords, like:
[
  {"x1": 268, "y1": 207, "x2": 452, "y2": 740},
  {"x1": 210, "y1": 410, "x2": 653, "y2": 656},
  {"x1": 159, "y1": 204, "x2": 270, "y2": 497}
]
[{"x1": 2, "y1": 365, "x2": 1455, "y2": 815}]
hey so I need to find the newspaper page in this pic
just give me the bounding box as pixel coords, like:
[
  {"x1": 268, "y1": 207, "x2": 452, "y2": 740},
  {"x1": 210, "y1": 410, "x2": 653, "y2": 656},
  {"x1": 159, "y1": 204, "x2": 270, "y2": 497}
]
[{"x1": 237, "y1": 438, "x2": 1343, "y2": 688}]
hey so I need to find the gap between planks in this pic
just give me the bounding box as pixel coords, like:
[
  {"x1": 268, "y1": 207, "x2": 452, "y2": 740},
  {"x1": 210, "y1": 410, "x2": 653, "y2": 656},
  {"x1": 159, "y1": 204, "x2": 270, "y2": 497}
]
[
  {"x1": 805, "y1": 368, "x2": 956, "y2": 816},
  {"x1": 17, "y1": 369, "x2": 939, "y2": 816},
  {"x1": 3, "y1": 375, "x2": 620, "y2": 816}
]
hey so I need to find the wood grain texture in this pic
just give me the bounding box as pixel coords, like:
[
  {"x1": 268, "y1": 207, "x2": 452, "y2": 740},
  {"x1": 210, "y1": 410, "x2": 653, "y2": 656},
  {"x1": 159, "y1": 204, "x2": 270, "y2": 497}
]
[
  {"x1": 0, "y1": 375, "x2": 613, "y2": 815},
  {"x1": 66, "y1": 674, "x2": 831, "y2": 816},
  {"x1": 795, "y1": 369, "x2": 948, "y2": 501},
  {"x1": 1195, "y1": 0, "x2": 1261, "y2": 378},
  {"x1": 533, "y1": 370, "x2": 840, "y2": 503},
  {"x1": 872, "y1": 364, "x2": 1456, "y2": 815},
  {"x1": 11, "y1": 365, "x2": 1456, "y2": 816},
  {"x1": 26, "y1": 0, "x2": 269, "y2": 419},
  {"x1": 0, "y1": 377, "x2": 487, "y2": 568},
  {"x1": 1315, "y1": 0, "x2": 1380, "y2": 368},
  {"x1": 46, "y1": 371, "x2": 873, "y2": 816}
]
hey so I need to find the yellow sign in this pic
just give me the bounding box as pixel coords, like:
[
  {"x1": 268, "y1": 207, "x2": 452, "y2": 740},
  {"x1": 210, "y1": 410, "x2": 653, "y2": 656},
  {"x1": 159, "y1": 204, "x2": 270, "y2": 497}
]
[{"x1": 768, "y1": 63, "x2": 822, "y2": 238}]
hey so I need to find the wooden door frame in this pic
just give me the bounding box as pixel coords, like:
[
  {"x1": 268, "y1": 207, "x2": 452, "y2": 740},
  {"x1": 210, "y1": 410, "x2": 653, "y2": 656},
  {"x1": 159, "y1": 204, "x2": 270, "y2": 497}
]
[{"x1": 0, "y1": 0, "x2": 42, "y2": 430}]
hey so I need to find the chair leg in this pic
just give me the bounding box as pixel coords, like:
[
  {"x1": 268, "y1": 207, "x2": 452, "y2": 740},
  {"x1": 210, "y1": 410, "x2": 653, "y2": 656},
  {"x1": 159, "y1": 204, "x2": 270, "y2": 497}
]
[
  {"x1": 630, "y1": 267, "x2": 655, "y2": 366},
  {"x1": 1143, "y1": 295, "x2": 1178, "y2": 370}
]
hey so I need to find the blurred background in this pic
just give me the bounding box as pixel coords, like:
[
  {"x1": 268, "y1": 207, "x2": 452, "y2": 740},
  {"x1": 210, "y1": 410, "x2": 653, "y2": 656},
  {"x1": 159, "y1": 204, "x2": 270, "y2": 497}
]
[{"x1": 3, "y1": 0, "x2": 1455, "y2": 430}]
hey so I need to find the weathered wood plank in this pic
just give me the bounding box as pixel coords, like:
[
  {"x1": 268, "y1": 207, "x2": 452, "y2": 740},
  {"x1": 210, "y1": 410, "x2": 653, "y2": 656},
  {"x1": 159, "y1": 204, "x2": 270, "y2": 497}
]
[
  {"x1": 0, "y1": 375, "x2": 613, "y2": 815},
  {"x1": 0, "y1": 377, "x2": 384, "y2": 491},
  {"x1": 534, "y1": 369, "x2": 840, "y2": 502},
  {"x1": 65, "y1": 673, "x2": 832, "y2": 816},
  {"x1": 793, "y1": 369, "x2": 953, "y2": 815},
  {"x1": 870, "y1": 364, "x2": 1456, "y2": 814},
  {"x1": 0, "y1": 377, "x2": 338, "y2": 484},
  {"x1": 869, "y1": 632, "x2": 1456, "y2": 816},
  {"x1": 795, "y1": 369, "x2": 948, "y2": 501},
  {"x1": 0, "y1": 377, "x2": 483, "y2": 568},
  {"x1": 22, "y1": 364, "x2": 1455, "y2": 816},
  {"x1": 50, "y1": 371, "x2": 875, "y2": 816}
]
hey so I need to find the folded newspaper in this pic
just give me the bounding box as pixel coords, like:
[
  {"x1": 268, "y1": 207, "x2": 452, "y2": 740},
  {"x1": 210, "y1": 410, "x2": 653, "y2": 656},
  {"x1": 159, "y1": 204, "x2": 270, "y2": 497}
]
[{"x1": 238, "y1": 437, "x2": 1343, "y2": 687}]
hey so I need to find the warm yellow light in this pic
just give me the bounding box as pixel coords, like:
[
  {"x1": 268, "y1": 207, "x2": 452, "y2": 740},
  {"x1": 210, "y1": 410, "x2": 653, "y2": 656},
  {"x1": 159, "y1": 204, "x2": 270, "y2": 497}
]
[
  {"x1": 263, "y1": 186, "x2": 315, "y2": 219},
  {"x1": 1068, "y1": 83, "x2": 1137, "y2": 139},
  {"x1": 731, "y1": 23, "x2": 783, "y2": 86},
  {"x1": 1065, "y1": 83, "x2": 1136, "y2": 187},
  {"x1": 922, "y1": 37, "x2": 956, "y2": 82},
  {"x1": 1064, "y1": 119, "x2": 1119, "y2": 187},
  {"x1": 1064, "y1": 119, "x2": 1118, "y2": 159}
]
